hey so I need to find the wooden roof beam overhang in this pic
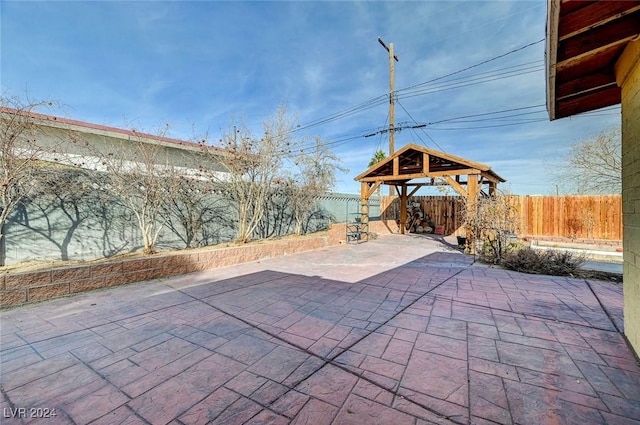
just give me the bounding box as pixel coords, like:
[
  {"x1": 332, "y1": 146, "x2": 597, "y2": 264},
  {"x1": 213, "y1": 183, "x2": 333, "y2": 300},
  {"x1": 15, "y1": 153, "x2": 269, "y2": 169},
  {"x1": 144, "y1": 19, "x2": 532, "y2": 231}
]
[
  {"x1": 480, "y1": 171, "x2": 502, "y2": 184},
  {"x1": 547, "y1": 0, "x2": 640, "y2": 120},
  {"x1": 558, "y1": 2, "x2": 640, "y2": 39},
  {"x1": 558, "y1": 11, "x2": 640, "y2": 58}
]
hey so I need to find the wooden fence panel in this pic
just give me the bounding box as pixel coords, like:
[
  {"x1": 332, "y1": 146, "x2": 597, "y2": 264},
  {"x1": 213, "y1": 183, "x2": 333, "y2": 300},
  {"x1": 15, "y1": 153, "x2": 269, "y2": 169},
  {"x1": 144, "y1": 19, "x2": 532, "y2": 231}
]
[{"x1": 379, "y1": 194, "x2": 622, "y2": 240}]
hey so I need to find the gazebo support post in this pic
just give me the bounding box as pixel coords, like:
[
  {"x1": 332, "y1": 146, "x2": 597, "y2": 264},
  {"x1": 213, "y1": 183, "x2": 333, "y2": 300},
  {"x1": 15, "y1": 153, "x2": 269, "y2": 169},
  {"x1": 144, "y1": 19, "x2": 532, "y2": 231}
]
[
  {"x1": 489, "y1": 181, "x2": 497, "y2": 196},
  {"x1": 360, "y1": 181, "x2": 382, "y2": 241},
  {"x1": 466, "y1": 174, "x2": 479, "y2": 254},
  {"x1": 400, "y1": 184, "x2": 407, "y2": 235},
  {"x1": 360, "y1": 182, "x2": 370, "y2": 241}
]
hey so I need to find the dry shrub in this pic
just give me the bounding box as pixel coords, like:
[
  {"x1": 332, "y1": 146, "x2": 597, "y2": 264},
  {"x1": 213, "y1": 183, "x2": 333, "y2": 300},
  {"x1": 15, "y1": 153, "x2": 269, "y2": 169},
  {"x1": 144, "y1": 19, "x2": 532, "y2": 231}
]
[{"x1": 500, "y1": 248, "x2": 585, "y2": 276}]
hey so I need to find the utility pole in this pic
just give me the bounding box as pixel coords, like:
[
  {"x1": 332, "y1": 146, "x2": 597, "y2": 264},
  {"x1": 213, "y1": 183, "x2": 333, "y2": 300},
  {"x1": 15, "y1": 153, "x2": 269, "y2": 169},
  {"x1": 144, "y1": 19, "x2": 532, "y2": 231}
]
[{"x1": 378, "y1": 37, "x2": 399, "y2": 156}]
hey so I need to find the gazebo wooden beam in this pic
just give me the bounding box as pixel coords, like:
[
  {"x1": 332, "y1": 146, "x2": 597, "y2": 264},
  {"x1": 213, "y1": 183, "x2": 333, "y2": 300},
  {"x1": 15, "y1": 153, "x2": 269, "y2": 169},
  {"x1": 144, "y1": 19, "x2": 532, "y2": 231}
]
[
  {"x1": 359, "y1": 182, "x2": 373, "y2": 240},
  {"x1": 407, "y1": 185, "x2": 422, "y2": 198},
  {"x1": 428, "y1": 169, "x2": 481, "y2": 177},
  {"x1": 363, "y1": 180, "x2": 383, "y2": 199},
  {"x1": 466, "y1": 174, "x2": 480, "y2": 254},
  {"x1": 489, "y1": 181, "x2": 497, "y2": 196},
  {"x1": 480, "y1": 171, "x2": 501, "y2": 184},
  {"x1": 354, "y1": 144, "x2": 505, "y2": 238},
  {"x1": 400, "y1": 185, "x2": 409, "y2": 234},
  {"x1": 354, "y1": 143, "x2": 504, "y2": 183},
  {"x1": 423, "y1": 153, "x2": 430, "y2": 174},
  {"x1": 359, "y1": 168, "x2": 481, "y2": 183},
  {"x1": 443, "y1": 176, "x2": 468, "y2": 197}
]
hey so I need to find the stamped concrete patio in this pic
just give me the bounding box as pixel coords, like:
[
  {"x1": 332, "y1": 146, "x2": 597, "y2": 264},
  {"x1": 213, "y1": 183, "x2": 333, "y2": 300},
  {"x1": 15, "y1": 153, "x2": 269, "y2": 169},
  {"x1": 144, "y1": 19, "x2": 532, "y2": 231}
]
[{"x1": 1, "y1": 234, "x2": 639, "y2": 425}]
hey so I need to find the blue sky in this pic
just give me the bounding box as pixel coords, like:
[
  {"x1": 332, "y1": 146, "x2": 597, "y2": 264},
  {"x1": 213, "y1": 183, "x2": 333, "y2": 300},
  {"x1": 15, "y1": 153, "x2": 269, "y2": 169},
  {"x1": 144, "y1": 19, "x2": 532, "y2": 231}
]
[{"x1": 1, "y1": 1, "x2": 620, "y2": 195}]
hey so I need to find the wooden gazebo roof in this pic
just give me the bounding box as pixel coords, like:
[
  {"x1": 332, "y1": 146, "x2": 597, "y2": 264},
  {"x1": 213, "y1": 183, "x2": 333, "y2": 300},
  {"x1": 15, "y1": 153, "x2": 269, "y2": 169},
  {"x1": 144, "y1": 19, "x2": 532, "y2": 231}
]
[
  {"x1": 354, "y1": 144, "x2": 504, "y2": 236},
  {"x1": 546, "y1": 0, "x2": 640, "y2": 120},
  {"x1": 355, "y1": 144, "x2": 504, "y2": 192}
]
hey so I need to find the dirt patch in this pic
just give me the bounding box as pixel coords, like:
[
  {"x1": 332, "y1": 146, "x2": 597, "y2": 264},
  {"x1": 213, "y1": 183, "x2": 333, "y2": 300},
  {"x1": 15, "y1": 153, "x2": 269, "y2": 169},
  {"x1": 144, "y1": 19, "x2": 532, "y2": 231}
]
[{"x1": 574, "y1": 269, "x2": 623, "y2": 284}]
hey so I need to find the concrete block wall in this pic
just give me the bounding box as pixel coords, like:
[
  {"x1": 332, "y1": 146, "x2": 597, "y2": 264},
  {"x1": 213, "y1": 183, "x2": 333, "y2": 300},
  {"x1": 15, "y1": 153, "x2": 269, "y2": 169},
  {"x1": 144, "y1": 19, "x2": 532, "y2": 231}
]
[
  {"x1": 618, "y1": 39, "x2": 640, "y2": 356},
  {"x1": 0, "y1": 225, "x2": 346, "y2": 308},
  {"x1": 3, "y1": 192, "x2": 372, "y2": 266},
  {"x1": 0, "y1": 220, "x2": 405, "y2": 308}
]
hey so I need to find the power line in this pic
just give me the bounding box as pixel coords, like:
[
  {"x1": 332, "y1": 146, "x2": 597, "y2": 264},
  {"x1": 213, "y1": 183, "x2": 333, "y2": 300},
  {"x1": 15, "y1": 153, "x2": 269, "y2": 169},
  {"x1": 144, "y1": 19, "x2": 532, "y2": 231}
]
[
  {"x1": 400, "y1": 60, "x2": 542, "y2": 89},
  {"x1": 288, "y1": 40, "x2": 545, "y2": 136},
  {"x1": 427, "y1": 104, "x2": 546, "y2": 125},
  {"x1": 278, "y1": 40, "x2": 558, "y2": 156},
  {"x1": 292, "y1": 61, "x2": 543, "y2": 135},
  {"x1": 358, "y1": 104, "x2": 548, "y2": 137},
  {"x1": 399, "y1": 39, "x2": 544, "y2": 92},
  {"x1": 333, "y1": 104, "x2": 542, "y2": 145},
  {"x1": 290, "y1": 95, "x2": 387, "y2": 134},
  {"x1": 442, "y1": 117, "x2": 545, "y2": 124},
  {"x1": 396, "y1": 100, "x2": 446, "y2": 152},
  {"x1": 281, "y1": 99, "x2": 604, "y2": 157},
  {"x1": 374, "y1": 112, "x2": 389, "y2": 157},
  {"x1": 426, "y1": 120, "x2": 549, "y2": 130},
  {"x1": 397, "y1": 64, "x2": 544, "y2": 99},
  {"x1": 288, "y1": 62, "x2": 544, "y2": 142}
]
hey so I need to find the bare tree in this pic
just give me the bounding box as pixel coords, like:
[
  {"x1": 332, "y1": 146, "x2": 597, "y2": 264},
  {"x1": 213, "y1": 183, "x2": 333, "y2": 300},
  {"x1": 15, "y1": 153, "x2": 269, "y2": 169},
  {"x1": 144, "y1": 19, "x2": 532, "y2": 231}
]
[
  {"x1": 201, "y1": 107, "x2": 346, "y2": 242},
  {"x1": 288, "y1": 137, "x2": 346, "y2": 235},
  {"x1": 87, "y1": 128, "x2": 182, "y2": 254},
  {"x1": 462, "y1": 191, "x2": 519, "y2": 262},
  {"x1": 206, "y1": 108, "x2": 294, "y2": 243},
  {"x1": 255, "y1": 187, "x2": 294, "y2": 239},
  {"x1": 559, "y1": 127, "x2": 621, "y2": 194},
  {"x1": 0, "y1": 96, "x2": 57, "y2": 265}
]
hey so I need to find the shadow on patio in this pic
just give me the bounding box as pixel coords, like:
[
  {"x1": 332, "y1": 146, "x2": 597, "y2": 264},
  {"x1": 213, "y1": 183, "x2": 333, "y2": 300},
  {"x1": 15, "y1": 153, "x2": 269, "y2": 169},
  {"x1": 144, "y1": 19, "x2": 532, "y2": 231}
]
[{"x1": 1, "y1": 237, "x2": 638, "y2": 424}]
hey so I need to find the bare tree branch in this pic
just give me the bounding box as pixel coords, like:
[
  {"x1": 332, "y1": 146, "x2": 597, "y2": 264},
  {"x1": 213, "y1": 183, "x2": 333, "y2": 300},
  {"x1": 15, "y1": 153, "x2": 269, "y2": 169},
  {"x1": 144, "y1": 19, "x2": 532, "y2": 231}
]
[
  {"x1": 0, "y1": 96, "x2": 58, "y2": 265},
  {"x1": 83, "y1": 127, "x2": 183, "y2": 254},
  {"x1": 462, "y1": 190, "x2": 519, "y2": 262},
  {"x1": 205, "y1": 108, "x2": 295, "y2": 243},
  {"x1": 288, "y1": 137, "x2": 347, "y2": 235},
  {"x1": 558, "y1": 127, "x2": 621, "y2": 194}
]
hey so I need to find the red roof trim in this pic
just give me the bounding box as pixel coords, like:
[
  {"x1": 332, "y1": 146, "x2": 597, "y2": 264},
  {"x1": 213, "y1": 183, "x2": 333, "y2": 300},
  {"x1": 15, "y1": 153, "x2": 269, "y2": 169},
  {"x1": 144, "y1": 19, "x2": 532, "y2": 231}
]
[{"x1": 0, "y1": 106, "x2": 216, "y2": 151}]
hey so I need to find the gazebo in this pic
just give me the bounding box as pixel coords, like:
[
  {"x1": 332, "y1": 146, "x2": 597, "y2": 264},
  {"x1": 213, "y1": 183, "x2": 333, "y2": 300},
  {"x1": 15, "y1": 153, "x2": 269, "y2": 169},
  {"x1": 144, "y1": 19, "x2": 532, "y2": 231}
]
[{"x1": 354, "y1": 143, "x2": 505, "y2": 238}]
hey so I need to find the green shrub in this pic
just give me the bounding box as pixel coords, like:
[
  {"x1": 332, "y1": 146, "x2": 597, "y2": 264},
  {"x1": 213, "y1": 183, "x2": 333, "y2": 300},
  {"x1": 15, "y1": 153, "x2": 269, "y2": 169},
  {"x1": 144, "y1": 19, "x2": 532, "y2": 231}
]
[{"x1": 500, "y1": 248, "x2": 585, "y2": 276}]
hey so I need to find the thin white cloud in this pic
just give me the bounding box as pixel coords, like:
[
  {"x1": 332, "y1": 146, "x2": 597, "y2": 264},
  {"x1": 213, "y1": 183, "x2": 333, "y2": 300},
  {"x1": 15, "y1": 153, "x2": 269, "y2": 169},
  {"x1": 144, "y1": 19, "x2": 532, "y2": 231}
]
[{"x1": 1, "y1": 0, "x2": 618, "y2": 195}]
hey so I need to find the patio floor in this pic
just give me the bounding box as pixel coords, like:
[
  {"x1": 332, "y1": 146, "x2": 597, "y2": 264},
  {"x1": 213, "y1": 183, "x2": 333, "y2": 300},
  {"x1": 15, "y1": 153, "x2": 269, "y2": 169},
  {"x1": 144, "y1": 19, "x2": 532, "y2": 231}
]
[{"x1": 1, "y1": 234, "x2": 639, "y2": 425}]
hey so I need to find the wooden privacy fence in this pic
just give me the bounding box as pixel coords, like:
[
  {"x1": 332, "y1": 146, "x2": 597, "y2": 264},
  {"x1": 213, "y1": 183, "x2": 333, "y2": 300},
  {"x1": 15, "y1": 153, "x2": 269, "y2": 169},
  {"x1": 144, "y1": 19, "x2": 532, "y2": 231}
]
[
  {"x1": 511, "y1": 195, "x2": 622, "y2": 240},
  {"x1": 380, "y1": 196, "x2": 465, "y2": 236},
  {"x1": 380, "y1": 195, "x2": 622, "y2": 241}
]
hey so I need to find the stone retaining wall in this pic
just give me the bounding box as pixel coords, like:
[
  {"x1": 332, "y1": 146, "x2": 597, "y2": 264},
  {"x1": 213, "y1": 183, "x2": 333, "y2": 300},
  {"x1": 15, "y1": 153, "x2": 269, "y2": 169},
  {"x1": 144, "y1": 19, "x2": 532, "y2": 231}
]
[{"x1": 0, "y1": 221, "x2": 398, "y2": 308}]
